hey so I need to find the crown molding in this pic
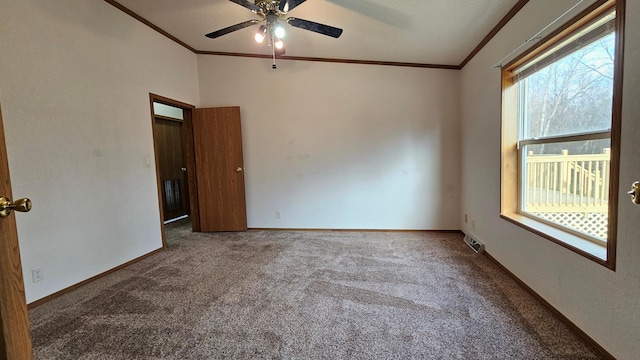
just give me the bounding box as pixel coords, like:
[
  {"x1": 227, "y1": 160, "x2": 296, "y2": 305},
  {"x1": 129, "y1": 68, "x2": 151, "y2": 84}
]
[{"x1": 104, "y1": 0, "x2": 529, "y2": 70}]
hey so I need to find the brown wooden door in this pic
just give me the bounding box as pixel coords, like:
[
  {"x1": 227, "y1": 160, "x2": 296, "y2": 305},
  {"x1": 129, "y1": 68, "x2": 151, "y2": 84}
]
[
  {"x1": 154, "y1": 117, "x2": 189, "y2": 221},
  {"x1": 0, "y1": 102, "x2": 33, "y2": 359},
  {"x1": 193, "y1": 107, "x2": 247, "y2": 231}
]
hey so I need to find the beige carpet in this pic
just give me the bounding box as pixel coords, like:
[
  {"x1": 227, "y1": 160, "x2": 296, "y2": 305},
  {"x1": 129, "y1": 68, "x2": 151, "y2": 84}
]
[{"x1": 28, "y1": 219, "x2": 600, "y2": 359}]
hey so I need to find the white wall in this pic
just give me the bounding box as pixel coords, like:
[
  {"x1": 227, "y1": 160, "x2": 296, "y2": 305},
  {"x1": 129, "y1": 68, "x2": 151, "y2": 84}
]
[
  {"x1": 460, "y1": 0, "x2": 640, "y2": 359},
  {"x1": 198, "y1": 56, "x2": 460, "y2": 230},
  {"x1": 0, "y1": 0, "x2": 199, "y2": 303}
]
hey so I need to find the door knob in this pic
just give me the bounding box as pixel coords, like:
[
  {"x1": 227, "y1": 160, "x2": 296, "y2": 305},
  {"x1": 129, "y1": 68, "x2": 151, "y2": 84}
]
[
  {"x1": 181, "y1": 167, "x2": 187, "y2": 172},
  {"x1": 236, "y1": 167, "x2": 243, "y2": 172},
  {"x1": 628, "y1": 181, "x2": 640, "y2": 205},
  {"x1": 0, "y1": 196, "x2": 32, "y2": 218}
]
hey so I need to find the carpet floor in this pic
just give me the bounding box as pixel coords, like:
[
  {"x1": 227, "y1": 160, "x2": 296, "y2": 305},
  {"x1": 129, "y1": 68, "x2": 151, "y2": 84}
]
[{"x1": 28, "y1": 219, "x2": 601, "y2": 359}]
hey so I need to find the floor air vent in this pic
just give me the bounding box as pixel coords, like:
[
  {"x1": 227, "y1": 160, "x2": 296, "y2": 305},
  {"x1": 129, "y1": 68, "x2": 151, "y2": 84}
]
[{"x1": 463, "y1": 234, "x2": 485, "y2": 254}]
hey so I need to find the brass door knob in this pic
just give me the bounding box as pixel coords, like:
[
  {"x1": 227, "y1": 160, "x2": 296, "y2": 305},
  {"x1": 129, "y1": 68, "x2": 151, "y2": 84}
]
[
  {"x1": 628, "y1": 181, "x2": 640, "y2": 205},
  {"x1": 236, "y1": 167, "x2": 243, "y2": 172},
  {"x1": 0, "y1": 196, "x2": 32, "y2": 218}
]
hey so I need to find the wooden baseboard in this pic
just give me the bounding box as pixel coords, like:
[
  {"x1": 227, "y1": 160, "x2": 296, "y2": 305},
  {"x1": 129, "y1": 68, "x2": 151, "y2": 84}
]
[
  {"x1": 248, "y1": 228, "x2": 463, "y2": 233},
  {"x1": 484, "y1": 251, "x2": 616, "y2": 360},
  {"x1": 27, "y1": 248, "x2": 165, "y2": 309}
]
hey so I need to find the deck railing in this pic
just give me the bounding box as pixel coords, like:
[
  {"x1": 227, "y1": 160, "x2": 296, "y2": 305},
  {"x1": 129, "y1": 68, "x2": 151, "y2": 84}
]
[{"x1": 523, "y1": 148, "x2": 610, "y2": 240}]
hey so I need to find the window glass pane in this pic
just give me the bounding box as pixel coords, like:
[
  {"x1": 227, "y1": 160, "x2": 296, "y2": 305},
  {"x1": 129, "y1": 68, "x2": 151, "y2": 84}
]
[
  {"x1": 153, "y1": 102, "x2": 184, "y2": 120},
  {"x1": 522, "y1": 139, "x2": 610, "y2": 241},
  {"x1": 521, "y1": 33, "x2": 615, "y2": 139}
]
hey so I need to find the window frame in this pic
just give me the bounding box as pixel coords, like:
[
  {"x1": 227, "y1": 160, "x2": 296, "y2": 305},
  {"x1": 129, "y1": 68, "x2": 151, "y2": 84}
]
[{"x1": 500, "y1": 0, "x2": 624, "y2": 270}]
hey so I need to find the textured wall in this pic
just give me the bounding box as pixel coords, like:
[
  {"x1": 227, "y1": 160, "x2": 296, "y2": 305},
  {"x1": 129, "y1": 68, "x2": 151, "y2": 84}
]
[
  {"x1": 197, "y1": 56, "x2": 461, "y2": 230},
  {"x1": 0, "y1": 0, "x2": 199, "y2": 303}
]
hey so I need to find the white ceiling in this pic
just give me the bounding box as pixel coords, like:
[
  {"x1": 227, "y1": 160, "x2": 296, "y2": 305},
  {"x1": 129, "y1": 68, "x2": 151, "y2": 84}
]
[{"x1": 112, "y1": 0, "x2": 521, "y2": 66}]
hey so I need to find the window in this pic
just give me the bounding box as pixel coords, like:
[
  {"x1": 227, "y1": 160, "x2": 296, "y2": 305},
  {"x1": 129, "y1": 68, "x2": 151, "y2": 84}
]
[{"x1": 501, "y1": 0, "x2": 623, "y2": 268}]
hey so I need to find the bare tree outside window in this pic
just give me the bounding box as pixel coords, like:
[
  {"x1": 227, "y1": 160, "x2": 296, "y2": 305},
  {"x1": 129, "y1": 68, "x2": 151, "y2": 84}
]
[{"x1": 524, "y1": 34, "x2": 614, "y2": 141}]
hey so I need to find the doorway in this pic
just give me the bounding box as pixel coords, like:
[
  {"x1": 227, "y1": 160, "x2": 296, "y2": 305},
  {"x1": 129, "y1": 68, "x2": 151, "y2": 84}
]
[
  {"x1": 150, "y1": 95, "x2": 249, "y2": 239},
  {"x1": 149, "y1": 94, "x2": 200, "y2": 246}
]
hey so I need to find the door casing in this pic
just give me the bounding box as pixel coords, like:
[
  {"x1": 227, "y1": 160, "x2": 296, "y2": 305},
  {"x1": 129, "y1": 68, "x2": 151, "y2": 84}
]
[{"x1": 149, "y1": 94, "x2": 200, "y2": 242}]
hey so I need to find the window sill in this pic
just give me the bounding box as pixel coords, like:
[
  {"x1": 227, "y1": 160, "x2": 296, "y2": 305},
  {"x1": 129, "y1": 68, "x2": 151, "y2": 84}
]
[{"x1": 500, "y1": 212, "x2": 607, "y2": 264}]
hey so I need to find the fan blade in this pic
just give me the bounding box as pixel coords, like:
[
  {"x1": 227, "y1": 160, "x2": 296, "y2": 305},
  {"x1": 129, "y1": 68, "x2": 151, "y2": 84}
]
[
  {"x1": 229, "y1": 0, "x2": 260, "y2": 12},
  {"x1": 286, "y1": 18, "x2": 343, "y2": 38},
  {"x1": 205, "y1": 20, "x2": 260, "y2": 39},
  {"x1": 278, "y1": 0, "x2": 307, "y2": 12}
]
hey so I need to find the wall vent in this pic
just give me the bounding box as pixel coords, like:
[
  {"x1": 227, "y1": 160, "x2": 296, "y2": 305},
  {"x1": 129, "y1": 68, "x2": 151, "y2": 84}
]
[{"x1": 463, "y1": 234, "x2": 485, "y2": 253}]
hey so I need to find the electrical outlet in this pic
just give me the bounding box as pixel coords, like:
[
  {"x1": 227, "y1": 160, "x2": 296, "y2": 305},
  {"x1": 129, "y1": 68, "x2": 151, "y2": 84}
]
[
  {"x1": 32, "y1": 268, "x2": 43, "y2": 283},
  {"x1": 276, "y1": 211, "x2": 282, "y2": 219},
  {"x1": 464, "y1": 214, "x2": 468, "y2": 223},
  {"x1": 472, "y1": 220, "x2": 476, "y2": 230}
]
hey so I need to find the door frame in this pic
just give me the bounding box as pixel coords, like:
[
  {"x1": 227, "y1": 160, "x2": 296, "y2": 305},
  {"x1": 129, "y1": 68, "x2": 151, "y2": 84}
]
[
  {"x1": 0, "y1": 102, "x2": 33, "y2": 359},
  {"x1": 149, "y1": 94, "x2": 200, "y2": 247}
]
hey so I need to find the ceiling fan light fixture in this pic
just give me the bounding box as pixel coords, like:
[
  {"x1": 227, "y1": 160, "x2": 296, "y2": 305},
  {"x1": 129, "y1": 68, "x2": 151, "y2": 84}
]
[
  {"x1": 254, "y1": 25, "x2": 267, "y2": 43},
  {"x1": 206, "y1": 0, "x2": 343, "y2": 68}
]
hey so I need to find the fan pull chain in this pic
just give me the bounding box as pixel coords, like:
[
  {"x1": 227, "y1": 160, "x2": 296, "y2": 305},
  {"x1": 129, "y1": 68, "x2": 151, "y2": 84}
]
[{"x1": 271, "y1": 32, "x2": 277, "y2": 69}]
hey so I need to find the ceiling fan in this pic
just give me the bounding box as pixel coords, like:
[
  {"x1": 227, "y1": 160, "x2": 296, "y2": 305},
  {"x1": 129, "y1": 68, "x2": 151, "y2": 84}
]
[{"x1": 206, "y1": 0, "x2": 343, "y2": 68}]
